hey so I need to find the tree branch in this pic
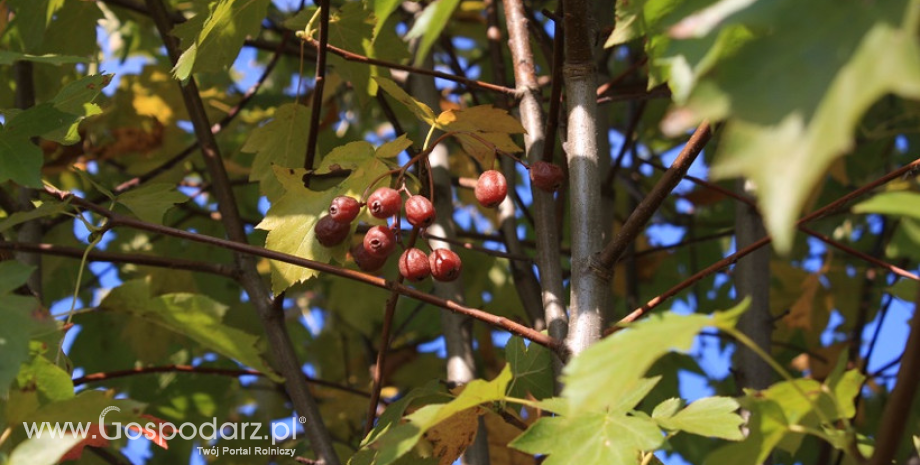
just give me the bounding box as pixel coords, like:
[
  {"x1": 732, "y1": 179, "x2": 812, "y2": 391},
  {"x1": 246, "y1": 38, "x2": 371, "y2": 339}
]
[
  {"x1": 563, "y1": 0, "x2": 607, "y2": 356},
  {"x1": 503, "y1": 0, "x2": 568, "y2": 356},
  {"x1": 487, "y1": 1, "x2": 544, "y2": 328},
  {"x1": 868, "y1": 285, "x2": 920, "y2": 465},
  {"x1": 142, "y1": 1, "x2": 341, "y2": 463},
  {"x1": 598, "y1": 121, "x2": 711, "y2": 270},
  {"x1": 619, "y1": 155, "x2": 920, "y2": 326},
  {"x1": 303, "y1": 0, "x2": 330, "y2": 172},
  {"x1": 13, "y1": 60, "x2": 43, "y2": 301},
  {"x1": 72, "y1": 364, "x2": 374, "y2": 399},
  {"x1": 0, "y1": 241, "x2": 239, "y2": 279},
  {"x1": 302, "y1": 36, "x2": 516, "y2": 96}
]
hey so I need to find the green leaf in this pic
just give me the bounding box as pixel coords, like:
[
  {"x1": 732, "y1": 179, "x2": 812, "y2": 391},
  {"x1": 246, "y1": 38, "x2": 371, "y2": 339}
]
[
  {"x1": 561, "y1": 311, "x2": 713, "y2": 416},
  {"x1": 655, "y1": 396, "x2": 744, "y2": 440},
  {"x1": 664, "y1": 0, "x2": 920, "y2": 252},
  {"x1": 510, "y1": 411, "x2": 664, "y2": 465},
  {"x1": 7, "y1": 433, "x2": 83, "y2": 465},
  {"x1": 0, "y1": 134, "x2": 43, "y2": 187},
  {"x1": 17, "y1": 355, "x2": 74, "y2": 404},
  {"x1": 703, "y1": 398, "x2": 787, "y2": 465},
  {"x1": 0, "y1": 298, "x2": 44, "y2": 396},
  {"x1": 241, "y1": 103, "x2": 312, "y2": 201},
  {"x1": 5, "y1": 0, "x2": 65, "y2": 52},
  {"x1": 369, "y1": 367, "x2": 512, "y2": 465},
  {"x1": 256, "y1": 141, "x2": 394, "y2": 293},
  {"x1": 0, "y1": 74, "x2": 109, "y2": 187},
  {"x1": 35, "y1": 0, "x2": 102, "y2": 57},
  {"x1": 171, "y1": 0, "x2": 272, "y2": 80},
  {"x1": 99, "y1": 279, "x2": 283, "y2": 382},
  {"x1": 506, "y1": 337, "x2": 554, "y2": 400},
  {"x1": 376, "y1": 134, "x2": 413, "y2": 159},
  {"x1": 117, "y1": 183, "x2": 189, "y2": 224},
  {"x1": 372, "y1": 0, "x2": 402, "y2": 36},
  {"x1": 852, "y1": 191, "x2": 920, "y2": 220},
  {"x1": 405, "y1": 0, "x2": 461, "y2": 66},
  {"x1": 0, "y1": 261, "x2": 36, "y2": 295},
  {"x1": 363, "y1": 380, "x2": 446, "y2": 445},
  {"x1": 375, "y1": 77, "x2": 436, "y2": 126},
  {"x1": 652, "y1": 397, "x2": 684, "y2": 420},
  {"x1": 825, "y1": 368, "x2": 865, "y2": 421},
  {"x1": 0, "y1": 200, "x2": 70, "y2": 234}
]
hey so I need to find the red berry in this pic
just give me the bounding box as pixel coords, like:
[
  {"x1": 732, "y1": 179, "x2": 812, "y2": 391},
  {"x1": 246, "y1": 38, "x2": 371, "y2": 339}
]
[
  {"x1": 530, "y1": 161, "x2": 565, "y2": 192},
  {"x1": 314, "y1": 215, "x2": 350, "y2": 247},
  {"x1": 351, "y1": 244, "x2": 388, "y2": 272},
  {"x1": 398, "y1": 248, "x2": 431, "y2": 281},
  {"x1": 405, "y1": 195, "x2": 436, "y2": 228},
  {"x1": 474, "y1": 170, "x2": 507, "y2": 208},
  {"x1": 429, "y1": 249, "x2": 462, "y2": 282},
  {"x1": 363, "y1": 225, "x2": 397, "y2": 258},
  {"x1": 329, "y1": 196, "x2": 361, "y2": 223},
  {"x1": 367, "y1": 187, "x2": 401, "y2": 219}
]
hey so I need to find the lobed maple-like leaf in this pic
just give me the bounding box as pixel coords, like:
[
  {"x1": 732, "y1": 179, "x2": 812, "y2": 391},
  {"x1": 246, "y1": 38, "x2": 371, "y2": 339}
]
[
  {"x1": 172, "y1": 0, "x2": 271, "y2": 81},
  {"x1": 99, "y1": 279, "x2": 283, "y2": 381}
]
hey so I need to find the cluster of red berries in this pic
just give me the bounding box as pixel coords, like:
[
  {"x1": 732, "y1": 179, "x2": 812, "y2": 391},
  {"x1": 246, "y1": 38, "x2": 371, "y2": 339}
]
[
  {"x1": 314, "y1": 187, "x2": 462, "y2": 282},
  {"x1": 315, "y1": 162, "x2": 562, "y2": 281}
]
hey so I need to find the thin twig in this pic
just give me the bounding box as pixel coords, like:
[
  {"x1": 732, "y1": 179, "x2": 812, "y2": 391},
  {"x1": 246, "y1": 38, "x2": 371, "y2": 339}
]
[
  {"x1": 540, "y1": 3, "x2": 564, "y2": 164},
  {"x1": 303, "y1": 0, "x2": 330, "y2": 172},
  {"x1": 422, "y1": 230, "x2": 532, "y2": 262},
  {"x1": 0, "y1": 241, "x2": 239, "y2": 279},
  {"x1": 301, "y1": 37, "x2": 516, "y2": 96},
  {"x1": 800, "y1": 226, "x2": 918, "y2": 281},
  {"x1": 72, "y1": 364, "x2": 374, "y2": 399},
  {"x1": 598, "y1": 121, "x2": 711, "y2": 270},
  {"x1": 868, "y1": 286, "x2": 920, "y2": 465},
  {"x1": 619, "y1": 156, "x2": 920, "y2": 325},
  {"x1": 603, "y1": 99, "x2": 647, "y2": 191},
  {"x1": 364, "y1": 229, "x2": 419, "y2": 435}
]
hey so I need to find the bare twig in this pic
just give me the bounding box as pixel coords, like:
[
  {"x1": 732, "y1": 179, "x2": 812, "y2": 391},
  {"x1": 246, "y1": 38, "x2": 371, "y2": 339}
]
[
  {"x1": 0, "y1": 241, "x2": 239, "y2": 279},
  {"x1": 364, "y1": 229, "x2": 419, "y2": 435},
  {"x1": 868, "y1": 286, "x2": 920, "y2": 465},
  {"x1": 301, "y1": 36, "x2": 515, "y2": 96},
  {"x1": 303, "y1": 0, "x2": 330, "y2": 173},
  {"x1": 540, "y1": 4, "x2": 564, "y2": 164},
  {"x1": 620, "y1": 156, "x2": 920, "y2": 325},
  {"x1": 504, "y1": 0, "x2": 568, "y2": 358},
  {"x1": 598, "y1": 122, "x2": 711, "y2": 270},
  {"x1": 72, "y1": 364, "x2": 374, "y2": 399}
]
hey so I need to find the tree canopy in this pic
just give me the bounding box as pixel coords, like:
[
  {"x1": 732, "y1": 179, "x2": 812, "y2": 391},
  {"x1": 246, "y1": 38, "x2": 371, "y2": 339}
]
[{"x1": 1, "y1": 0, "x2": 919, "y2": 464}]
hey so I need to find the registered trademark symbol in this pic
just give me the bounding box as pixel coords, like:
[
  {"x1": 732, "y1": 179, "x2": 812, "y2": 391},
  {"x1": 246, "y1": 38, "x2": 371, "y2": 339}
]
[{"x1": 298, "y1": 416, "x2": 306, "y2": 424}]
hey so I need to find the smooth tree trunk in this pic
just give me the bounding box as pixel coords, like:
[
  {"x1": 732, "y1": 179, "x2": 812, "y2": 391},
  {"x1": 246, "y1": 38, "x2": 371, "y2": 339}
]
[
  {"x1": 734, "y1": 178, "x2": 773, "y2": 391},
  {"x1": 562, "y1": 0, "x2": 608, "y2": 355}
]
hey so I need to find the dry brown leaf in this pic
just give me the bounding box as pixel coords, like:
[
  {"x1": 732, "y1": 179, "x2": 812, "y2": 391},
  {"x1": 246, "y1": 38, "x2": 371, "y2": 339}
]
[{"x1": 423, "y1": 407, "x2": 481, "y2": 465}]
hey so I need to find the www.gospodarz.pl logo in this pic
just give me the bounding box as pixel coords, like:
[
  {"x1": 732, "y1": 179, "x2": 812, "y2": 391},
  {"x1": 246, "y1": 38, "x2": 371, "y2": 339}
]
[{"x1": 22, "y1": 405, "x2": 304, "y2": 455}]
